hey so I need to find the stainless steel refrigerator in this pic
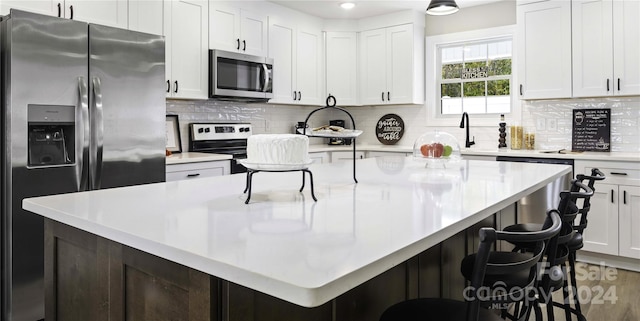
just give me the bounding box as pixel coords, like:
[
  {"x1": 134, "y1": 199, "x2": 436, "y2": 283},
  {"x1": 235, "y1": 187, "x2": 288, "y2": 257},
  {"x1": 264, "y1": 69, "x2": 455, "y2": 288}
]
[{"x1": 1, "y1": 10, "x2": 166, "y2": 321}]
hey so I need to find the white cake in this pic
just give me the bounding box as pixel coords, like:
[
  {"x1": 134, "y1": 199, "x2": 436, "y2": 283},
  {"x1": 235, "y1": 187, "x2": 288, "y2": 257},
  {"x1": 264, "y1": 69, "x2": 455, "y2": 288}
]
[{"x1": 247, "y1": 134, "x2": 310, "y2": 164}]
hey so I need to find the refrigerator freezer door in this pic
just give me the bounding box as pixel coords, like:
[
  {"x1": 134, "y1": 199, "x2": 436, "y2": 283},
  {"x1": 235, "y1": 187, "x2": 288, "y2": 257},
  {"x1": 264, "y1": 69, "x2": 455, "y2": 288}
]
[
  {"x1": 88, "y1": 24, "x2": 166, "y2": 189},
  {"x1": 2, "y1": 10, "x2": 88, "y2": 321}
]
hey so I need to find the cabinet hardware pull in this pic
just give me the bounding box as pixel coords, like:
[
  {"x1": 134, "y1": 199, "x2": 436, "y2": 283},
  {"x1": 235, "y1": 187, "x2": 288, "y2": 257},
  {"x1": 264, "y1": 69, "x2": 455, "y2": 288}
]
[
  {"x1": 610, "y1": 172, "x2": 628, "y2": 176},
  {"x1": 166, "y1": 80, "x2": 170, "y2": 93},
  {"x1": 57, "y1": 3, "x2": 61, "y2": 17},
  {"x1": 174, "y1": 81, "x2": 178, "y2": 93},
  {"x1": 293, "y1": 91, "x2": 297, "y2": 100},
  {"x1": 618, "y1": 78, "x2": 621, "y2": 91},
  {"x1": 243, "y1": 40, "x2": 246, "y2": 51},
  {"x1": 623, "y1": 190, "x2": 627, "y2": 204},
  {"x1": 236, "y1": 39, "x2": 240, "y2": 50},
  {"x1": 298, "y1": 91, "x2": 301, "y2": 100},
  {"x1": 606, "y1": 78, "x2": 610, "y2": 91},
  {"x1": 520, "y1": 84, "x2": 523, "y2": 95},
  {"x1": 381, "y1": 92, "x2": 385, "y2": 101},
  {"x1": 387, "y1": 91, "x2": 390, "y2": 101},
  {"x1": 611, "y1": 189, "x2": 614, "y2": 203},
  {"x1": 187, "y1": 173, "x2": 200, "y2": 178},
  {"x1": 69, "y1": 5, "x2": 73, "y2": 19}
]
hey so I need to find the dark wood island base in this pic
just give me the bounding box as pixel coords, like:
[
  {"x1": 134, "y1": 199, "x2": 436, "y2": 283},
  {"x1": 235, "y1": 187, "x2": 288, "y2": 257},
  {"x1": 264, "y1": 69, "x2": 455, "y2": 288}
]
[{"x1": 44, "y1": 210, "x2": 510, "y2": 321}]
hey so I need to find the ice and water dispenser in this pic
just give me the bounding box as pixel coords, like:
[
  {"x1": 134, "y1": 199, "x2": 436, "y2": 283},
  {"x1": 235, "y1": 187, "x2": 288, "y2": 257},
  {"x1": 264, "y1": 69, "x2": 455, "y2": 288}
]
[{"x1": 27, "y1": 104, "x2": 75, "y2": 167}]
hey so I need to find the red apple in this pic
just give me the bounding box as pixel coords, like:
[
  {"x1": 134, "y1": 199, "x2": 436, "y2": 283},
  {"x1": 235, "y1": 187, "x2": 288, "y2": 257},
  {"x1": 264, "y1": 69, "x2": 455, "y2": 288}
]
[
  {"x1": 432, "y1": 143, "x2": 444, "y2": 158},
  {"x1": 420, "y1": 144, "x2": 432, "y2": 157}
]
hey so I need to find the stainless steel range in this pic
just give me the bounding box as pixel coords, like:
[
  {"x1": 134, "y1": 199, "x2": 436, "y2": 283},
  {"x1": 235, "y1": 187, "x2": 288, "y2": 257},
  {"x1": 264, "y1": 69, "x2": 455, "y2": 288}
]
[{"x1": 189, "y1": 123, "x2": 252, "y2": 174}]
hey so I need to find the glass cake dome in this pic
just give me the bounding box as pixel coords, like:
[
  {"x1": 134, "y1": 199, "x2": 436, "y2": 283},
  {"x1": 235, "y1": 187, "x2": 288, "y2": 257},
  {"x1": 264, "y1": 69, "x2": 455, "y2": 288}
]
[{"x1": 412, "y1": 131, "x2": 462, "y2": 166}]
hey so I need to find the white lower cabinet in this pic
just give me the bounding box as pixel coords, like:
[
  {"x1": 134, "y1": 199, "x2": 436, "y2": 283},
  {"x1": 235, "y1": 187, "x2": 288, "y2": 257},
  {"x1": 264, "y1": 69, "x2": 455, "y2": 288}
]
[
  {"x1": 166, "y1": 161, "x2": 230, "y2": 182},
  {"x1": 308, "y1": 152, "x2": 330, "y2": 164},
  {"x1": 331, "y1": 151, "x2": 365, "y2": 163},
  {"x1": 575, "y1": 160, "x2": 640, "y2": 259}
]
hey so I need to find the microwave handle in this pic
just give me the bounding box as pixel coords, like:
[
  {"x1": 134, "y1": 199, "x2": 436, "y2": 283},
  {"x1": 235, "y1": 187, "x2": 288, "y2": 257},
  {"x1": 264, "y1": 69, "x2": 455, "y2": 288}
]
[{"x1": 261, "y1": 64, "x2": 271, "y2": 93}]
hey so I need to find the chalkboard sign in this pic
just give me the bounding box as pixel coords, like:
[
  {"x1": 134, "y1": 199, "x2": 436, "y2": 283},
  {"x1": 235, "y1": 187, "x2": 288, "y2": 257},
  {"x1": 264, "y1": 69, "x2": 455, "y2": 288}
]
[
  {"x1": 376, "y1": 114, "x2": 404, "y2": 145},
  {"x1": 572, "y1": 108, "x2": 611, "y2": 152}
]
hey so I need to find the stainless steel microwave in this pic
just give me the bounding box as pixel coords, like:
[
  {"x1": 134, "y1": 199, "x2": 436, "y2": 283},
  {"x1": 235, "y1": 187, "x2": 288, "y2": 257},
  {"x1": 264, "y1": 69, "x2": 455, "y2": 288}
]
[{"x1": 209, "y1": 49, "x2": 273, "y2": 102}]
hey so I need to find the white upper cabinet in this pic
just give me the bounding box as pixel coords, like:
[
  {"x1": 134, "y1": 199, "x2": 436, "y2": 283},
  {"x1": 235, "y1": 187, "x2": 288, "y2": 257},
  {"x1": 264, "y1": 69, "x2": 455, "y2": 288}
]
[
  {"x1": 268, "y1": 16, "x2": 323, "y2": 106},
  {"x1": 1, "y1": 0, "x2": 127, "y2": 28},
  {"x1": 128, "y1": 0, "x2": 163, "y2": 35},
  {"x1": 325, "y1": 32, "x2": 358, "y2": 106},
  {"x1": 517, "y1": 0, "x2": 572, "y2": 100},
  {"x1": 612, "y1": 0, "x2": 640, "y2": 96},
  {"x1": 165, "y1": 0, "x2": 208, "y2": 99},
  {"x1": 1, "y1": 0, "x2": 57, "y2": 16},
  {"x1": 359, "y1": 24, "x2": 422, "y2": 105},
  {"x1": 573, "y1": 0, "x2": 640, "y2": 97},
  {"x1": 209, "y1": 4, "x2": 267, "y2": 56}
]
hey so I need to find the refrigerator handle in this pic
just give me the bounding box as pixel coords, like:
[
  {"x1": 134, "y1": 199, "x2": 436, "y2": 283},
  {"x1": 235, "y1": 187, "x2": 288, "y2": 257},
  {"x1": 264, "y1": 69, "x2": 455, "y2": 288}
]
[
  {"x1": 77, "y1": 77, "x2": 90, "y2": 191},
  {"x1": 91, "y1": 77, "x2": 105, "y2": 190}
]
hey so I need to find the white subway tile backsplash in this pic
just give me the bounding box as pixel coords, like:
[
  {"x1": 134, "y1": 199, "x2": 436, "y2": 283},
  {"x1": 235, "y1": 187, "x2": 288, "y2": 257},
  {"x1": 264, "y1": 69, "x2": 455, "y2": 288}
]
[{"x1": 166, "y1": 96, "x2": 640, "y2": 153}]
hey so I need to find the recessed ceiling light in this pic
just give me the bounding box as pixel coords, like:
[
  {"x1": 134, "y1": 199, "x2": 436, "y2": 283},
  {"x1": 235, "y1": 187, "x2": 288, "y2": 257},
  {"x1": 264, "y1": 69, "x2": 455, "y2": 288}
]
[{"x1": 341, "y1": 2, "x2": 356, "y2": 10}]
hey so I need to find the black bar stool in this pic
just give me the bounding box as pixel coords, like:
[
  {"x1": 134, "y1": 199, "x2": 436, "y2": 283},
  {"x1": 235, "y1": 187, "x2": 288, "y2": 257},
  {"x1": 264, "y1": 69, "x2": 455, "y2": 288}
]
[{"x1": 379, "y1": 210, "x2": 562, "y2": 321}]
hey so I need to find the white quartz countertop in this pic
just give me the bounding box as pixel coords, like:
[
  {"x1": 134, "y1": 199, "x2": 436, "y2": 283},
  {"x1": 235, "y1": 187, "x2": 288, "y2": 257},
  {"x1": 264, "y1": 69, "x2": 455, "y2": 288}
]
[
  {"x1": 166, "y1": 152, "x2": 232, "y2": 165},
  {"x1": 23, "y1": 158, "x2": 571, "y2": 307},
  {"x1": 309, "y1": 144, "x2": 640, "y2": 162}
]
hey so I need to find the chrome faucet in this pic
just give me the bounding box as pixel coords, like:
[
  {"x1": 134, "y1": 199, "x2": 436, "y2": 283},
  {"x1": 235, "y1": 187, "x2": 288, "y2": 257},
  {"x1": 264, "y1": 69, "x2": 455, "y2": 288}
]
[{"x1": 459, "y1": 112, "x2": 475, "y2": 148}]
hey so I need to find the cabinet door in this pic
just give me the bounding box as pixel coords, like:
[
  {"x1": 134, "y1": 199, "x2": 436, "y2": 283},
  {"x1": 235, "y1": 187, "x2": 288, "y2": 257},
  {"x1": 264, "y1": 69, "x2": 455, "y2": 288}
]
[
  {"x1": 268, "y1": 17, "x2": 296, "y2": 104},
  {"x1": 581, "y1": 183, "x2": 619, "y2": 256},
  {"x1": 0, "y1": 0, "x2": 57, "y2": 16},
  {"x1": 295, "y1": 27, "x2": 323, "y2": 105},
  {"x1": 359, "y1": 28, "x2": 387, "y2": 105},
  {"x1": 308, "y1": 152, "x2": 329, "y2": 164},
  {"x1": 572, "y1": 0, "x2": 613, "y2": 98},
  {"x1": 209, "y1": 4, "x2": 241, "y2": 52},
  {"x1": 167, "y1": 0, "x2": 208, "y2": 99},
  {"x1": 386, "y1": 24, "x2": 414, "y2": 104},
  {"x1": 65, "y1": 0, "x2": 128, "y2": 28},
  {"x1": 240, "y1": 9, "x2": 267, "y2": 56},
  {"x1": 129, "y1": 0, "x2": 163, "y2": 35},
  {"x1": 517, "y1": 0, "x2": 572, "y2": 99},
  {"x1": 618, "y1": 185, "x2": 640, "y2": 259},
  {"x1": 326, "y1": 32, "x2": 357, "y2": 106},
  {"x1": 613, "y1": 0, "x2": 640, "y2": 96}
]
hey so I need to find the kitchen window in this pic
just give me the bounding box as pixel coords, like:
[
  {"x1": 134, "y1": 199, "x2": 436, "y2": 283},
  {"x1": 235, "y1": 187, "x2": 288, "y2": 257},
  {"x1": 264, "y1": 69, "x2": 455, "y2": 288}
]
[
  {"x1": 439, "y1": 38, "x2": 512, "y2": 115},
  {"x1": 426, "y1": 26, "x2": 518, "y2": 127}
]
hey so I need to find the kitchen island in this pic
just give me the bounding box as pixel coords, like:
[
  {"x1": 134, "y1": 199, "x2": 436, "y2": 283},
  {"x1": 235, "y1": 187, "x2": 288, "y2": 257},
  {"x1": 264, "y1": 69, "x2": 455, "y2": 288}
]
[{"x1": 23, "y1": 158, "x2": 571, "y2": 321}]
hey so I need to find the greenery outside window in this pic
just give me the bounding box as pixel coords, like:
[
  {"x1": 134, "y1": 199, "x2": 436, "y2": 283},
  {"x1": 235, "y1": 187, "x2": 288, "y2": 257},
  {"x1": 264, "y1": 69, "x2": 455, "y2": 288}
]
[
  {"x1": 425, "y1": 25, "x2": 517, "y2": 127},
  {"x1": 438, "y1": 37, "x2": 512, "y2": 115}
]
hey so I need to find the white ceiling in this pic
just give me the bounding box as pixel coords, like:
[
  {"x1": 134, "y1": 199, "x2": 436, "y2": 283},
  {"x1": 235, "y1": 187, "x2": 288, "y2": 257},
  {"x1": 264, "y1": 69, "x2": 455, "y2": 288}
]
[{"x1": 269, "y1": 0, "x2": 503, "y2": 20}]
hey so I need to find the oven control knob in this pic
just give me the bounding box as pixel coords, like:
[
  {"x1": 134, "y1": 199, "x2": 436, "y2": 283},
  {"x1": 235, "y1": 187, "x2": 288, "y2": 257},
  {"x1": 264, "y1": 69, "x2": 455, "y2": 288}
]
[
  {"x1": 239, "y1": 127, "x2": 245, "y2": 132},
  {"x1": 244, "y1": 127, "x2": 251, "y2": 132},
  {"x1": 204, "y1": 127, "x2": 210, "y2": 133},
  {"x1": 198, "y1": 128, "x2": 204, "y2": 133}
]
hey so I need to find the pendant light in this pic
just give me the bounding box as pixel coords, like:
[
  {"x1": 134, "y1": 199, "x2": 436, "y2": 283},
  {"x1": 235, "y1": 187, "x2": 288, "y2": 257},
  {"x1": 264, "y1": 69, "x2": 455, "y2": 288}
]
[{"x1": 426, "y1": 0, "x2": 460, "y2": 16}]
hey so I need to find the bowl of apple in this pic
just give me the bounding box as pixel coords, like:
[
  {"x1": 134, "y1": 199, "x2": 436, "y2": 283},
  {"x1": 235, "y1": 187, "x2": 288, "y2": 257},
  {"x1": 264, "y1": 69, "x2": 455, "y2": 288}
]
[{"x1": 413, "y1": 131, "x2": 462, "y2": 167}]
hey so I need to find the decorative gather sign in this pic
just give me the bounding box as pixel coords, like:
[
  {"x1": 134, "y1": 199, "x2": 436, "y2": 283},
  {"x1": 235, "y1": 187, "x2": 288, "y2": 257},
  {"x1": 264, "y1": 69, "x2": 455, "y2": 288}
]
[
  {"x1": 572, "y1": 108, "x2": 611, "y2": 152},
  {"x1": 376, "y1": 114, "x2": 404, "y2": 145}
]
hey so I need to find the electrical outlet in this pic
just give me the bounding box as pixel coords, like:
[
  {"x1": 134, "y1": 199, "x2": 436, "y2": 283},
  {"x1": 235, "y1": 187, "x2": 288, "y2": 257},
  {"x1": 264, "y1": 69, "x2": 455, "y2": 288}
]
[
  {"x1": 547, "y1": 118, "x2": 557, "y2": 131},
  {"x1": 536, "y1": 118, "x2": 546, "y2": 131}
]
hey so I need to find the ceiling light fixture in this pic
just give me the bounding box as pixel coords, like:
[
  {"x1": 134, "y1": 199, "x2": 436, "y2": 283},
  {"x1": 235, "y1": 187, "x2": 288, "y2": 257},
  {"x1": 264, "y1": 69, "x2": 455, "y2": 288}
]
[
  {"x1": 340, "y1": 2, "x2": 356, "y2": 10},
  {"x1": 426, "y1": 0, "x2": 459, "y2": 16}
]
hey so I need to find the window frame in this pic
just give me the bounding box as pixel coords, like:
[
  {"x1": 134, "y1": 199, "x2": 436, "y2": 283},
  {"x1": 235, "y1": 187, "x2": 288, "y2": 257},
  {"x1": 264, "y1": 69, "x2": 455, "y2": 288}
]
[{"x1": 425, "y1": 25, "x2": 519, "y2": 127}]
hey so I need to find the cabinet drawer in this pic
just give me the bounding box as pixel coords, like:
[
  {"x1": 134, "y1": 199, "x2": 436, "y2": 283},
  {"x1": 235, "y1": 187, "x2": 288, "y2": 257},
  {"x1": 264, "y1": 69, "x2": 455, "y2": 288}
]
[
  {"x1": 575, "y1": 160, "x2": 640, "y2": 186},
  {"x1": 166, "y1": 168, "x2": 226, "y2": 182},
  {"x1": 166, "y1": 161, "x2": 230, "y2": 182}
]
